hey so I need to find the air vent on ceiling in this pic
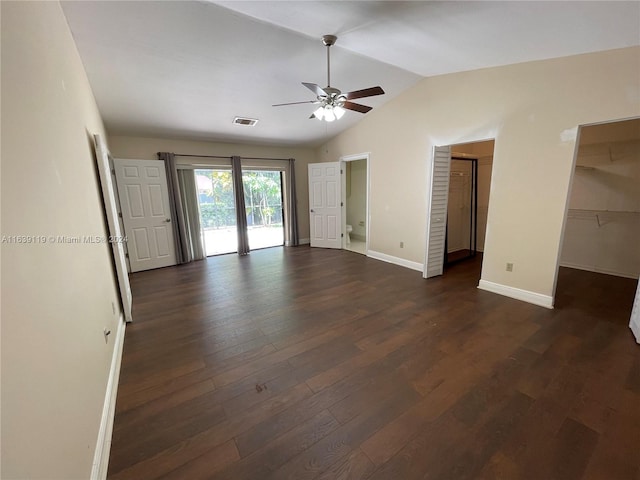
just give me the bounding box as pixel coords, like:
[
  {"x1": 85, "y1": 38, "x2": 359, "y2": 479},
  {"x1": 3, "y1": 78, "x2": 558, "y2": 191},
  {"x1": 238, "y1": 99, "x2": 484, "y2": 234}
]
[{"x1": 233, "y1": 117, "x2": 259, "y2": 126}]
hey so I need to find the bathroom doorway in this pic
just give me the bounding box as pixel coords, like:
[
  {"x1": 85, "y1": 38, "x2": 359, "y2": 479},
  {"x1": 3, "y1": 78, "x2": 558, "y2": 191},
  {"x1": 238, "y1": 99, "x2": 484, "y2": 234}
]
[{"x1": 341, "y1": 153, "x2": 369, "y2": 255}]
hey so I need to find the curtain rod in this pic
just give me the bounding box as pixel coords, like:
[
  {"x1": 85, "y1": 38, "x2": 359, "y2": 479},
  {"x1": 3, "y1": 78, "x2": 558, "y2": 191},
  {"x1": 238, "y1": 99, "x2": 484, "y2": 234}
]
[
  {"x1": 173, "y1": 153, "x2": 230, "y2": 159},
  {"x1": 173, "y1": 153, "x2": 294, "y2": 161}
]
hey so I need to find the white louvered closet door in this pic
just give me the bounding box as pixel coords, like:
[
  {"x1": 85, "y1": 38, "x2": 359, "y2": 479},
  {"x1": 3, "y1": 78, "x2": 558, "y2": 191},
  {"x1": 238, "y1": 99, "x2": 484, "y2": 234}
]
[
  {"x1": 630, "y1": 278, "x2": 640, "y2": 344},
  {"x1": 424, "y1": 145, "x2": 452, "y2": 278}
]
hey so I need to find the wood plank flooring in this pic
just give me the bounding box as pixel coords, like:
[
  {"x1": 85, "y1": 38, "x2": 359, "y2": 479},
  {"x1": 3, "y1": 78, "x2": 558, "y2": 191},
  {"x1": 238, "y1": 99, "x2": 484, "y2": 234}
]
[{"x1": 108, "y1": 246, "x2": 640, "y2": 479}]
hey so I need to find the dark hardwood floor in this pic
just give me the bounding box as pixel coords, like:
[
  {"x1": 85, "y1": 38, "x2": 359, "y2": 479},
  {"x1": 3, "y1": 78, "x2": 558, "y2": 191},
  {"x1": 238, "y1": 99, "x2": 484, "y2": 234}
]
[{"x1": 108, "y1": 246, "x2": 640, "y2": 480}]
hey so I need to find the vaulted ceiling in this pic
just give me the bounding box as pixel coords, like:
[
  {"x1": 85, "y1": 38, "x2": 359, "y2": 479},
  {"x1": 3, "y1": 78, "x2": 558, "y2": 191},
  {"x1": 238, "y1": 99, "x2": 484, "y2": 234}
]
[{"x1": 61, "y1": 1, "x2": 640, "y2": 147}]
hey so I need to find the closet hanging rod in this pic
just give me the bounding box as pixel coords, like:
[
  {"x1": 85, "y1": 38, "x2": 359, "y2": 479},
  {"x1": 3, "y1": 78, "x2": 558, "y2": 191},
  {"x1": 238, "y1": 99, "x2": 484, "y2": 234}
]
[{"x1": 173, "y1": 153, "x2": 294, "y2": 161}]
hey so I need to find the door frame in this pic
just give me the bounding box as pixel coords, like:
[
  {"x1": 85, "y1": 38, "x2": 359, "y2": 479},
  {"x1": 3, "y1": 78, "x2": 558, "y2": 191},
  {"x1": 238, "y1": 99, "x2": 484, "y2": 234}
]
[
  {"x1": 340, "y1": 152, "x2": 370, "y2": 253},
  {"x1": 552, "y1": 116, "x2": 640, "y2": 310},
  {"x1": 93, "y1": 135, "x2": 133, "y2": 323}
]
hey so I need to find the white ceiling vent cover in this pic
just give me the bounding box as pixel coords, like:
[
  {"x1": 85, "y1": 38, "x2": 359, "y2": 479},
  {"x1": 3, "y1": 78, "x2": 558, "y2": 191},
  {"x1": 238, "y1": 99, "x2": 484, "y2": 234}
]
[{"x1": 233, "y1": 117, "x2": 259, "y2": 126}]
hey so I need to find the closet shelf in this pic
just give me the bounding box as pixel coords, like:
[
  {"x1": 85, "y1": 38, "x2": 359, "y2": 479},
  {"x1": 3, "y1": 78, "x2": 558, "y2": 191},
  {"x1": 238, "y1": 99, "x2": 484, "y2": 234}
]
[{"x1": 567, "y1": 209, "x2": 640, "y2": 227}]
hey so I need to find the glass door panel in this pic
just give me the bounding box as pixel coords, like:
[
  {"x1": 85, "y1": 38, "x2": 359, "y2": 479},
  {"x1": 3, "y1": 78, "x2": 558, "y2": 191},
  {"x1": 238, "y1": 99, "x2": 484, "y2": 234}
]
[
  {"x1": 242, "y1": 170, "x2": 284, "y2": 250},
  {"x1": 195, "y1": 169, "x2": 237, "y2": 255}
]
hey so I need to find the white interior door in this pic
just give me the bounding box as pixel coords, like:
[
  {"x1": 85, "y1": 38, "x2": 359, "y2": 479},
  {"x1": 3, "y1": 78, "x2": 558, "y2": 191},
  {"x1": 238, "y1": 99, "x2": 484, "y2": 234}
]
[
  {"x1": 114, "y1": 159, "x2": 177, "y2": 272},
  {"x1": 424, "y1": 145, "x2": 452, "y2": 278},
  {"x1": 94, "y1": 135, "x2": 133, "y2": 322},
  {"x1": 630, "y1": 278, "x2": 640, "y2": 343},
  {"x1": 308, "y1": 162, "x2": 342, "y2": 249}
]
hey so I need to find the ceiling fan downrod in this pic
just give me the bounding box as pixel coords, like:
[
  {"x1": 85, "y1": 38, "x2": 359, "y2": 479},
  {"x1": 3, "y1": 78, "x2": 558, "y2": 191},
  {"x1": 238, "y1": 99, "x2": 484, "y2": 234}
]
[{"x1": 322, "y1": 34, "x2": 337, "y2": 88}]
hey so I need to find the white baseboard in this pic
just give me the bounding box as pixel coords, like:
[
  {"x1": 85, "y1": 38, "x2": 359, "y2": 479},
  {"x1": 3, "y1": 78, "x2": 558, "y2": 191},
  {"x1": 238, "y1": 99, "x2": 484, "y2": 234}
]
[
  {"x1": 91, "y1": 316, "x2": 126, "y2": 480},
  {"x1": 559, "y1": 262, "x2": 639, "y2": 280},
  {"x1": 298, "y1": 238, "x2": 310, "y2": 245},
  {"x1": 478, "y1": 279, "x2": 554, "y2": 309},
  {"x1": 367, "y1": 250, "x2": 424, "y2": 272}
]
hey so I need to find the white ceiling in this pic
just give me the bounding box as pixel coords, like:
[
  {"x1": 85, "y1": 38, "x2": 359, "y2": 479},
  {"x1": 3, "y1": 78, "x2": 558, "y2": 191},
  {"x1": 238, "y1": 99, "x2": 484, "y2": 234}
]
[{"x1": 61, "y1": 1, "x2": 640, "y2": 147}]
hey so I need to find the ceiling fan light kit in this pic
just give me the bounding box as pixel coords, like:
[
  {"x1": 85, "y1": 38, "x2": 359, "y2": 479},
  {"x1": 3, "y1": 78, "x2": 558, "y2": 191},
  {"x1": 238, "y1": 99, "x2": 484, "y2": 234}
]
[{"x1": 273, "y1": 34, "x2": 385, "y2": 122}]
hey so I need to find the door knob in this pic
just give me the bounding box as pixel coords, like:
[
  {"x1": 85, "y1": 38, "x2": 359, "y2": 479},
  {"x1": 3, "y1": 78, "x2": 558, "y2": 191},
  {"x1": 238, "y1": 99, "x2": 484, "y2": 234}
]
[
  {"x1": 165, "y1": 218, "x2": 171, "y2": 223},
  {"x1": 310, "y1": 209, "x2": 315, "y2": 213}
]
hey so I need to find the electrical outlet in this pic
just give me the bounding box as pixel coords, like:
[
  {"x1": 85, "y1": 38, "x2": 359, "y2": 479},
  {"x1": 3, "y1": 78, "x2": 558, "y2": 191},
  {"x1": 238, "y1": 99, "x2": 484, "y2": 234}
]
[
  {"x1": 400, "y1": 241, "x2": 404, "y2": 248},
  {"x1": 506, "y1": 262, "x2": 514, "y2": 272}
]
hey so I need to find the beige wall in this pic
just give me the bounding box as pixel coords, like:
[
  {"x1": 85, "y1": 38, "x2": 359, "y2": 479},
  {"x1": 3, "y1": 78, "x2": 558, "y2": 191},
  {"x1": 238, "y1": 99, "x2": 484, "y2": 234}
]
[
  {"x1": 1, "y1": 1, "x2": 122, "y2": 478},
  {"x1": 560, "y1": 120, "x2": 640, "y2": 277},
  {"x1": 108, "y1": 135, "x2": 316, "y2": 241},
  {"x1": 317, "y1": 47, "x2": 640, "y2": 298}
]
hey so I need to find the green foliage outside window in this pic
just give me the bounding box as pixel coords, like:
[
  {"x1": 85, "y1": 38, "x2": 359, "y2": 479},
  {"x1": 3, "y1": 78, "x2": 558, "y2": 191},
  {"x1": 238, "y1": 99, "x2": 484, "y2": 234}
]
[{"x1": 196, "y1": 170, "x2": 283, "y2": 229}]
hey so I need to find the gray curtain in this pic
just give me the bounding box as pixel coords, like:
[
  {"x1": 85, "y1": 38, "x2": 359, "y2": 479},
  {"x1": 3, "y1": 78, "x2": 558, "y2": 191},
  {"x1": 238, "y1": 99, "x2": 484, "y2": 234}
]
[
  {"x1": 287, "y1": 158, "x2": 299, "y2": 246},
  {"x1": 232, "y1": 156, "x2": 250, "y2": 255},
  {"x1": 158, "y1": 152, "x2": 189, "y2": 263},
  {"x1": 177, "y1": 169, "x2": 205, "y2": 261}
]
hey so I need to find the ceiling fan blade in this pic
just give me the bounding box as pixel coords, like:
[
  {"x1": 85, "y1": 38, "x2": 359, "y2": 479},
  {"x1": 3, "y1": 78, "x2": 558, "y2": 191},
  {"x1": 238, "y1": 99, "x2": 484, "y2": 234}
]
[
  {"x1": 344, "y1": 86, "x2": 385, "y2": 100},
  {"x1": 272, "y1": 100, "x2": 319, "y2": 107},
  {"x1": 302, "y1": 82, "x2": 328, "y2": 97},
  {"x1": 343, "y1": 101, "x2": 372, "y2": 114}
]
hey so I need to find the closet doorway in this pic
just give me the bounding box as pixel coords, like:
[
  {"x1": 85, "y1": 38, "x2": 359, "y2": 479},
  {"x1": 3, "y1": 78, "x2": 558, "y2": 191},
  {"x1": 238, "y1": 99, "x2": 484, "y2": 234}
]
[
  {"x1": 446, "y1": 156, "x2": 478, "y2": 264},
  {"x1": 341, "y1": 153, "x2": 369, "y2": 255},
  {"x1": 555, "y1": 118, "x2": 640, "y2": 339},
  {"x1": 424, "y1": 140, "x2": 495, "y2": 278}
]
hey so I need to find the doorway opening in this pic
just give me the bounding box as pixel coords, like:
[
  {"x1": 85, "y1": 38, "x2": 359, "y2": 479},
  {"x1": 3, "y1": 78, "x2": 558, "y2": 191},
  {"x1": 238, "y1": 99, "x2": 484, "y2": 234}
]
[
  {"x1": 195, "y1": 168, "x2": 284, "y2": 256},
  {"x1": 424, "y1": 140, "x2": 495, "y2": 279},
  {"x1": 446, "y1": 156, "x2": 478, "y2": 265},
  {"x1": 554, "y1": 118, "x2": 640, "y2": 334},
  {"x1": 341, "y1": 153, "x2": 369, "y2": 255}
]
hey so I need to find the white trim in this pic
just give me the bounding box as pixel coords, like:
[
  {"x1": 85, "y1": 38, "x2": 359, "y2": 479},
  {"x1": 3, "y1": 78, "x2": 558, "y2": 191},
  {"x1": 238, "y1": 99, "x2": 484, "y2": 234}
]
[
  {"x1": 91, "y1": 317, "x2": 126, "y2": 480},
  {"x1": 368, "y1": 250, "x2": 424, "y2": 272},
  {"x1": 559, "y1": 262, "x2": 639, "y2": 280},
  {"x1": 478, "y1": 280, "x2": 554, "y2": 309},
  {"x1": 94, "y1": 136, "x2": 133, "y2": 322},
  {"x1": 629, "y1": 277, "x2": 640, "y2": 344}
]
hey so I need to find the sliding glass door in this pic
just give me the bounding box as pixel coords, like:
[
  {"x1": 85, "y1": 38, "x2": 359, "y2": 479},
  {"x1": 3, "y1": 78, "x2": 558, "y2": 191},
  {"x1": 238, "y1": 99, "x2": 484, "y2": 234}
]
[
  {"x1": 243, "y1": 170, "x2": 284, "y2": 250},
  {"x1": 195, "y1": 168, "x2": 284, "y2": 256},
  {"x1": 195, "y1": 169, "x2": 237, "y2": 256}
]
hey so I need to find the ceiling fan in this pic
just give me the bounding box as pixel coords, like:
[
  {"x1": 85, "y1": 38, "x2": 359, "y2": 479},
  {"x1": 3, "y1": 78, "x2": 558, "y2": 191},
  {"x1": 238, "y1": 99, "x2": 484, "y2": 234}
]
[{"x1": 272, "y1": 34, "x2": 385, "y2": 122}]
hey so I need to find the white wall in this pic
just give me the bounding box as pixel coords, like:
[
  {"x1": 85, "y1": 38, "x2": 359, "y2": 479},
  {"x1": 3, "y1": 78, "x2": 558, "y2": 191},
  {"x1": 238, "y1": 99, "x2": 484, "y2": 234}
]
[
  {"x1": 1, "y1": 2, "x2": 121, "y2": 478},
  {"x1": 560, "y1": 121, "x2": 640, "y2": 278},
  {"x1": 108, "y1": 135, "x2": 316, "y2": 242},
  {"x1": 346, "y1": 160, "x2": 367, "y2": 240},
  {"x1": 317, "y1": 47, "x2": 640, "y2": 299}
]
